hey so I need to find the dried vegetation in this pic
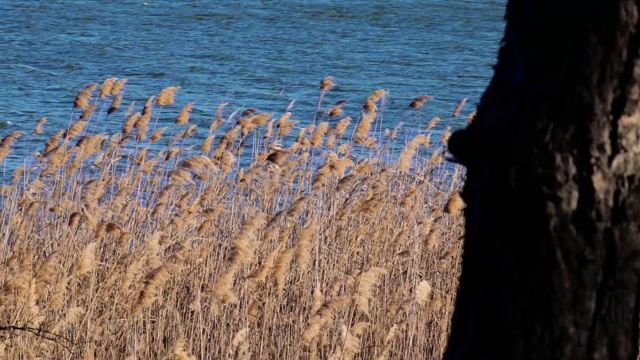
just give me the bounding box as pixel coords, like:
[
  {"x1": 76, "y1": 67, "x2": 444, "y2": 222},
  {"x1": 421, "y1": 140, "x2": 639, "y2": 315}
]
[{"x1": 0, "y1": 77, "x2": 467, "y2": 359}]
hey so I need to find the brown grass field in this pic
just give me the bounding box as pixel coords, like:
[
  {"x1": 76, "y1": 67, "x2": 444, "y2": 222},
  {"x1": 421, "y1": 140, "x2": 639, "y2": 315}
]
[{"x1": 0, "y1": 77, "x2": 467, "y2": 359}]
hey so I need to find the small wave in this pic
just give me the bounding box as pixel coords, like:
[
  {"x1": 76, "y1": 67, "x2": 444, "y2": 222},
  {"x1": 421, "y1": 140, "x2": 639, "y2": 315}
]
[
  {"x1": 62, "y1": 63, "x2": 84, "y2": 70},
  {"x1": 0, "y1": 120, "x2": 13, "y2": 127},
  {"x1": 1, "y1": 64, "x2": 58, "y2": 76}
]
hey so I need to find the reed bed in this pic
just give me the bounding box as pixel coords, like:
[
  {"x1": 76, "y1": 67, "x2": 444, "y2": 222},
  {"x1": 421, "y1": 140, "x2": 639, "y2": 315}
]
[{"x1": 0, "y1": 77, "x2": 466, "y2": 359}]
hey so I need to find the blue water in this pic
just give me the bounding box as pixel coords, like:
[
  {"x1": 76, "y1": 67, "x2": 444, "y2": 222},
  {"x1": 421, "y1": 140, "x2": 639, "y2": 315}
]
[{"x1": 0, "y1": 0, "x2": 505, "y2": 173}]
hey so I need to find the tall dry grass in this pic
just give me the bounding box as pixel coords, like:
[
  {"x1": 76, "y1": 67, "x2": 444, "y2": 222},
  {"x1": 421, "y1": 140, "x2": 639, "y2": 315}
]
[{"x1": 0, "y1": 77, "x2": 466, "y2": 359}]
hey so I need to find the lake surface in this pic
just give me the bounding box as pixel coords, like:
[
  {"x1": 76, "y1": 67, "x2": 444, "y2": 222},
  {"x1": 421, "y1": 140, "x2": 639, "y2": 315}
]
[{"x1": 0, "y1": 0, "x2": 506, "y2": 174}]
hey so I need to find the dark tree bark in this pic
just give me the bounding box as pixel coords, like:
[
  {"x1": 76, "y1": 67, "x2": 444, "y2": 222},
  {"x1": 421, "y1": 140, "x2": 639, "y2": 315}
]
[{"x1": 444, "y1": 1, "x2": 640, "y2": 359}]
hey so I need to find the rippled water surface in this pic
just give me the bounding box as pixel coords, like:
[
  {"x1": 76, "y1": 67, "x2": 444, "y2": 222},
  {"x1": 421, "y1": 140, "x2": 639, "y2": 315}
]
[{"x1": 0, "y1": 0, "x2": 506, "y2": 171}]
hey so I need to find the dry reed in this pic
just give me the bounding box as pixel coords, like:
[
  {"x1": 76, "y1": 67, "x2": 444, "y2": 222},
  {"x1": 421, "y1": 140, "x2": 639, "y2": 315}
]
[{"x1": 0, "y1": 77, "x2": 466, "y2": 360}]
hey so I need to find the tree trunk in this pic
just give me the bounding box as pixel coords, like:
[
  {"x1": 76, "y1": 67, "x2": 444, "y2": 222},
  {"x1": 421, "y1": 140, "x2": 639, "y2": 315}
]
[{"x1": 444, "y1": 1, "x2": 640, "y2": 359}]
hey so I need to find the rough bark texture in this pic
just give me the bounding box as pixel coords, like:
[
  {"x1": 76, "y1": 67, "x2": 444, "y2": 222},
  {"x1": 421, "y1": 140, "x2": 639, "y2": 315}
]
[{"x1": 444, "y1": 1, "x2": 640, "y2": 359}]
